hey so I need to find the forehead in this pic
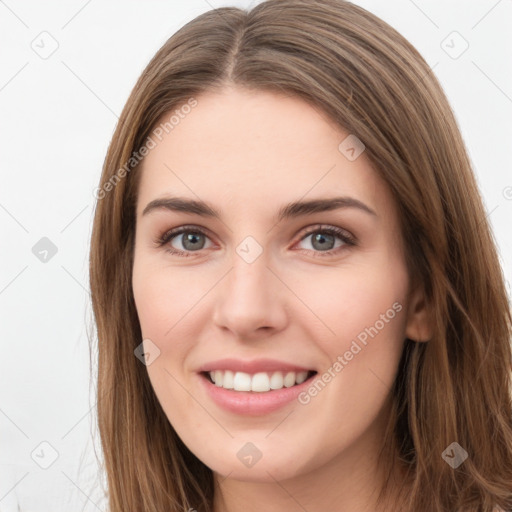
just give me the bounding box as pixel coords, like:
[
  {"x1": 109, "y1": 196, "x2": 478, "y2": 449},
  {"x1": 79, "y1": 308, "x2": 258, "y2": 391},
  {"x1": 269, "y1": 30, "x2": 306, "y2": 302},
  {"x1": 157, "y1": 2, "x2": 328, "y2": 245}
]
[{"x1": 136, "y1": 87, "x2": 391, "y2": 220}]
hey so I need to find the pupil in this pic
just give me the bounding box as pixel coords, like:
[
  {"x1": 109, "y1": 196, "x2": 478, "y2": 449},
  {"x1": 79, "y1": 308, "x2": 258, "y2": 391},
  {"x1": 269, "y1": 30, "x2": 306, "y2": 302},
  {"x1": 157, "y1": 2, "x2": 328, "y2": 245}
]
[
  {"x1": 183, "y1": 233, "x2": 204, "y2": 250},
  {"x1": 313, "y1": 233, "x2": 334, "y2": 251}
]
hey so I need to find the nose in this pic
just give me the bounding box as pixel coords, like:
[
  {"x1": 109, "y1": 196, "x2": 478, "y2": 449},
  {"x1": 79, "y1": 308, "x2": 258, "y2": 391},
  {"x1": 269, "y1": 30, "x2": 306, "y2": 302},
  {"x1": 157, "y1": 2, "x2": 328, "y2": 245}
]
[{"x1": 212, "y1": 247, "x2": 288, "y2": 341}]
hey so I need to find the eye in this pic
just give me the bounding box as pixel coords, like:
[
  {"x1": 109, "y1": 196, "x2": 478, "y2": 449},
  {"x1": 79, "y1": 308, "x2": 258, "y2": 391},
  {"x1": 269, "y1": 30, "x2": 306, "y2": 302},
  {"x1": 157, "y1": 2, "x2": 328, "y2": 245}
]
[
  {"x1": 156, "y1": 226, "x2": 213, "y2": 257},
  {"x1": 294, "y1": 225, "x2": 356, "y2": 257},
  {"x1": 155, "y1": 224, "x2": 356, "y2": 258}
]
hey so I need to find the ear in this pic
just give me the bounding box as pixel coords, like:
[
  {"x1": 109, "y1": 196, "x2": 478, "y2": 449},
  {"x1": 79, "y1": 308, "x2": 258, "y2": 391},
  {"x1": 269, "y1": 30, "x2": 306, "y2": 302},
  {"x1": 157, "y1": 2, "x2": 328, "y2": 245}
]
[{"x1": 404, "y1": 285, "x2": 433, "y2": 342}]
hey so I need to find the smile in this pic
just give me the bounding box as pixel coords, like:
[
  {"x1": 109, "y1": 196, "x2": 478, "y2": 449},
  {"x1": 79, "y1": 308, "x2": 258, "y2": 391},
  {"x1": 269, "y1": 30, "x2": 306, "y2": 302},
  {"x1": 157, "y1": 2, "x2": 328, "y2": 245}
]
[
  {"x1": 198, "y1": 367, "x2": 318, "y2": 415},
  {"x1": 204, "y1": 370, "x2": 316, "y2": 392}
]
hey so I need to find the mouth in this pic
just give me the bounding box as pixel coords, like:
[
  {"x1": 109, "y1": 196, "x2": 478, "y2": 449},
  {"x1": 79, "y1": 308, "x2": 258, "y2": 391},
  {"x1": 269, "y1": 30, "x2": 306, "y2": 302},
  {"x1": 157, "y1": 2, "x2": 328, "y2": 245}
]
[
  {"x1": 201, "y1": 369, "x2": 318, "y2": 392},
  {"x1": 196, "y1": 358, "x2": 319, "y2": 415}
]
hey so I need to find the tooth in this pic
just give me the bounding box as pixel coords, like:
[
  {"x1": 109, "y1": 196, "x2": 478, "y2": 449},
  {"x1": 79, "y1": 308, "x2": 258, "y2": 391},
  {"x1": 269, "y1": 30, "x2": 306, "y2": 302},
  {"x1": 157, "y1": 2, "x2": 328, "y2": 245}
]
[
  {"x1": 214, "y1": 370, "x2": 223, "y2": 387},
  {"x1": 222, "y1": 370, "x2": 234, "y2": 389},
  {"x1": 209, "y1": 369, "x2": 311, "y2": 391},
  {"x1": 283, "y1": 371, "x2": 296, "y2": 388},
  {"x1": 295, "y1": 371, "x2": 308, "y2": 384},
  {"x1": 233, "y1": 371, "x2": 252, "y2": 391},
  {"x1": 251, "y1": 372, "x2": 270, "y2": 392},
  {"x1": 269, "y1": 371, "x2": 284, "y2": 389}
]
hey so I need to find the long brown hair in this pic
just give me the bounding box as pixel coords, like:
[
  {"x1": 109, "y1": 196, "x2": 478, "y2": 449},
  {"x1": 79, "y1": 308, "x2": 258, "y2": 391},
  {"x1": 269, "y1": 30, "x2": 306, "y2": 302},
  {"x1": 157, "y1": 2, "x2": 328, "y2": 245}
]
[{"x1": 88, "y1": 1, "x2": 512, "y2": 510}]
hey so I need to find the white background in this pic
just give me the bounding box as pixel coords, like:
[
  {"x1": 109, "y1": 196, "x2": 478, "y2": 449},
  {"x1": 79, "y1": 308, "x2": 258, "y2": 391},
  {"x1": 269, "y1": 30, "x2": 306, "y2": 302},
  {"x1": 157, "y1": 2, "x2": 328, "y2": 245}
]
[{"x1": 1, "y1": 0, "x2": 511, "y2": 510}]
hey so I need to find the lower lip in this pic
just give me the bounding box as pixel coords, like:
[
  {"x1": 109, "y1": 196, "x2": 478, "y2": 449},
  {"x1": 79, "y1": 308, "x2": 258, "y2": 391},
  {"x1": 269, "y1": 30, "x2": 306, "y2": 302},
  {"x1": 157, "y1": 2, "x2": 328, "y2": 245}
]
[{"x1": 198, "y1": 372, "x2": 315, "y2": 416}]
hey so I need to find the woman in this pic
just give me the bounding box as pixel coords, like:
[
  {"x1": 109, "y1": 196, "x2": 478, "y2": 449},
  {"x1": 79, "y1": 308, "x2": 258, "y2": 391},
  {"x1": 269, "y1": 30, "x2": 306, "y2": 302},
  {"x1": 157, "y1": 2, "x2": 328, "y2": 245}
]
[{"x1": 89, "y1": 1, "x2": 512, "y2": 510}]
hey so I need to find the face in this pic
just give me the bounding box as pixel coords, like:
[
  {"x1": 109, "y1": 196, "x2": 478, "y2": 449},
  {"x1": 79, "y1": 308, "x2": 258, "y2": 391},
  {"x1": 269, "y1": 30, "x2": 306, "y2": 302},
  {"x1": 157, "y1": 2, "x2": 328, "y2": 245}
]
[{"x1": 132, "y1": 86, "x2": 421, "y2": 483}]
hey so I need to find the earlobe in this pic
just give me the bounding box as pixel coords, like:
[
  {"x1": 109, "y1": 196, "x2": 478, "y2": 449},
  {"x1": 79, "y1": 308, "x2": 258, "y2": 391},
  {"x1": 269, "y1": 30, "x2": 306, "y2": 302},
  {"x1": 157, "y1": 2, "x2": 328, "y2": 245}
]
[{"x1": 404, "y1": 286, "x2": 433, "y2": 342}]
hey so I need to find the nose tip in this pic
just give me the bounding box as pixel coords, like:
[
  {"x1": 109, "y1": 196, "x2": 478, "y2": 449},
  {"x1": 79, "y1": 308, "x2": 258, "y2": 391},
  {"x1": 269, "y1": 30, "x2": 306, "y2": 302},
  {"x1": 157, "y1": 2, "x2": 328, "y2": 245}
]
[{"x1": 212, "y1": 256, "x2": 287, "y2": 340}]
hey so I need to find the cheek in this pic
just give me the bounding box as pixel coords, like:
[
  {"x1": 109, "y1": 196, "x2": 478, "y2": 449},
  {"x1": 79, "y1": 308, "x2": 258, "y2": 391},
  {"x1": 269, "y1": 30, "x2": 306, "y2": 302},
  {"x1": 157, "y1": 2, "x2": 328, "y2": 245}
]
[
  {"x1": 132, "y1": 260, "x2": 204, "y2": 340},
  {"x1": 290, "y1": 268, "x2": 408, "y2": 437},
  {"x1": 132, "y1": 264, "x2": 203, "y2": 422},
  {"x1": 132, "y1": 260, "x2": 213, "y2": 421},
  {"x1": 291, "y1": 257, "x2": 409, "y2": 376},
  {"x1": 342, "y1": 273, "x2": 405, "y2": 337}
]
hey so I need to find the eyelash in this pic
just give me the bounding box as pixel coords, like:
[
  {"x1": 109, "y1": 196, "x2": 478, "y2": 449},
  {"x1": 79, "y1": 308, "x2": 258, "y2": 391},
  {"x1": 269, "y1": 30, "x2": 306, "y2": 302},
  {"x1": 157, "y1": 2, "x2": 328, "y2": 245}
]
[{"x1": 155, "y1": 224, "x2": 357, "y2": 259}]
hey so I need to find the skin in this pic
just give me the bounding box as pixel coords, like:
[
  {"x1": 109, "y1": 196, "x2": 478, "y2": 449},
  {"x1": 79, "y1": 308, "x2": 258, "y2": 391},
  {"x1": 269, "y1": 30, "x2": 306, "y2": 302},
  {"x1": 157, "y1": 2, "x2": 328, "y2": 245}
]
[{"x1": 132, "y1": 86, "x2": 432, "y2": 512}]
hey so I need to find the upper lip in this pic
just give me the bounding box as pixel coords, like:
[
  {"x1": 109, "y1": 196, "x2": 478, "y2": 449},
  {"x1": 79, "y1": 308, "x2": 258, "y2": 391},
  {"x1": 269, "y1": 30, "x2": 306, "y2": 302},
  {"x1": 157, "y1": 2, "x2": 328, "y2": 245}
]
[{"x1": 198, "y1": 358, "x2": 315, "y2": 374}]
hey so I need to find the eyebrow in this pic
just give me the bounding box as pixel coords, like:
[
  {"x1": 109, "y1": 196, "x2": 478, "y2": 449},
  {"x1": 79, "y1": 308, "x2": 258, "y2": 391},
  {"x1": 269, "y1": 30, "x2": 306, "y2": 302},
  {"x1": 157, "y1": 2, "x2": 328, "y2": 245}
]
[{"x1": 141, "y1": 195, "x2": 377, "y2": 221}]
